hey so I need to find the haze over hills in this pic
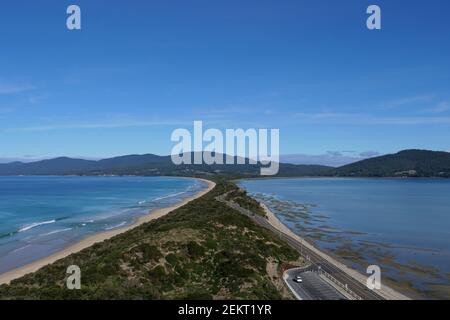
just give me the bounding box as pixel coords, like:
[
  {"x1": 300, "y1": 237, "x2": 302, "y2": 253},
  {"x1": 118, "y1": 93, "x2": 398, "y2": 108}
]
[{"x1": 0, "y1": 150, "x2": 449, "y2": 177}]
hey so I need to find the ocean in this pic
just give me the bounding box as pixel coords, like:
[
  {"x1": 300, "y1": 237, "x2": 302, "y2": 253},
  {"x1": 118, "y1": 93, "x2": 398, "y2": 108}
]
[
  {"x1": 0, "y1": 176, "x2": 207, "y2": 274},
  {"x1": 238, "y1": 178, "x2": 450, "y2": 299}
]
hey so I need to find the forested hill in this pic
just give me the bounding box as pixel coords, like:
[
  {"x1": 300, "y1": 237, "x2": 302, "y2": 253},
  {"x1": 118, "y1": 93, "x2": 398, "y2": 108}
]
[
  {"x1": 0, "y1": 153, "x2": 332, "y2": 177},
  {"x1": 0, "y1": 150, "x2": 448, "y2": 177},
  {"x1": 334, "y1": 150, "x2": 450, "y2": 177}
]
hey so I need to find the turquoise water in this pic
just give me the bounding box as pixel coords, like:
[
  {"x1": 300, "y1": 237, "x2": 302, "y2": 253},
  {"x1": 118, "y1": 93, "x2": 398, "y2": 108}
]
[
  {"x1": 238, "y1": 178, "x2": 450, "y2": 299},
  {"x1": 0, "y1": 176, "x2": 206, "y2": 274}
]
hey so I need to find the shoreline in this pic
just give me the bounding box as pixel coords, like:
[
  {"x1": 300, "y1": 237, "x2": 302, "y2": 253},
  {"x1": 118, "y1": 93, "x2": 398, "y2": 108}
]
[
  {"x1": 260, "y1": 202, "x2": 411, "y2": 300},
  {"x1": 0, "y1": 178, "x2": 215, "y2": 286}
]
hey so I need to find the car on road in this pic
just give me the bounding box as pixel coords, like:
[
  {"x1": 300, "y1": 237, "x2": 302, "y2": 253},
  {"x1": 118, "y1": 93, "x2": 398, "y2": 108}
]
[{"x1": 294, "y1": 276, "x2": 303, "y2": 283}]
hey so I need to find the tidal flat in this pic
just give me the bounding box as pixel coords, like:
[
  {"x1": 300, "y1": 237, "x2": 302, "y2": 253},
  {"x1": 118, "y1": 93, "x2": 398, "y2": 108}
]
[{"x1": 238, "y1": 178, "x2": 450, "y2": 299}]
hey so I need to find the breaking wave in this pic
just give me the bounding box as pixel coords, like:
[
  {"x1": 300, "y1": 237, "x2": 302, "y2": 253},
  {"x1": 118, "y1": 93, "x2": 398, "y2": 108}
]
[{"x1": 18, "y1": 220, "x2": 56, "y2": 233}]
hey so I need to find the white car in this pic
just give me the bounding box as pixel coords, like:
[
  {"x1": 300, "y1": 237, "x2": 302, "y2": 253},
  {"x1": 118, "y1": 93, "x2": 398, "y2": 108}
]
[{"x1": 294, "y1": 276, "x2": 303, "y2": 283}]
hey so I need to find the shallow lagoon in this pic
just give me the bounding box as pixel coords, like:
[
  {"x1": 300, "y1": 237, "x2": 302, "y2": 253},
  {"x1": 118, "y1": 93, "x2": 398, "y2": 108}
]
[{"x1": 239, "y1": 178, "x2": 450, "y2": 299}]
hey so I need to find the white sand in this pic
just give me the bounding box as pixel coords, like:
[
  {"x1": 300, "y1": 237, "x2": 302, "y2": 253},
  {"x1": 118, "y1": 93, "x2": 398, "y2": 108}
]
[{"x1": 0, "y1": 179, "x2": 215, "y2": 285}]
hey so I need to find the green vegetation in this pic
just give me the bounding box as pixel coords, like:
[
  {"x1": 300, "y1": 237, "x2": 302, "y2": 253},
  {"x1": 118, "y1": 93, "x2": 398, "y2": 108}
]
[
  {"x1": 335, "y1": 149, "x2": 450, "y2": 177},
  {"x1": 3, "y1": 149, "x2": 447, "y2": 299},
  {"x1": 0, "y1": 180, "x2": 302, "y2": 300},
  {"x1": 0, "y1": 152, "x2": 332, "y2": 177},
  {"x1": 225, "y1": 188, "x2": 267, "y2": 217},
  {"x1": 2, "y1": 149, "x2": 449, "y2": 178}
]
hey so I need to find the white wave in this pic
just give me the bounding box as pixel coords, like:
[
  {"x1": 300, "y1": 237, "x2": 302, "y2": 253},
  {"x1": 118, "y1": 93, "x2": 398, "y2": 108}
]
[
  {"x1": 104, "y1": 221, "x2": 127, "y2": 230},
  {"x1": 11, "y1": 244, "x2": 31, "y2": 253},
  {"x1": 152, "y1": 191, "x2": 186, "y2": 202},
  {"x1": 80, "y1": 220, "x2": 94, "y2": 226},
  {"x1": 40, "y1": 228, "x2": 72, "y2": 237},
  {"x1": 18, "y1": 220, "x2": 56, "y2": 233}
]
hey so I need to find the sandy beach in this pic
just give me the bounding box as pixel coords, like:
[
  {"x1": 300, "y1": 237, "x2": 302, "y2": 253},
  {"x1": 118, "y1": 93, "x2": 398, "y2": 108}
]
[{"x1": 0, "y1": 178, "x2": 215, "y2": 286}]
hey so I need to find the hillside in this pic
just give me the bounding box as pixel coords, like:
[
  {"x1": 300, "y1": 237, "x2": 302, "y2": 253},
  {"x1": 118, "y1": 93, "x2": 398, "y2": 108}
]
[
  {"x1": 0, "y1": 153, "x2": 332, "y2": 177},
  {"x1": 335, "y1": 150, "x2": 450, "y2": 177},
  {"x1": 0, "y1": 149, "x2": 448, "y2": 178},
  {"x1": 0, "y1": 181, "x2": 303, "y2": 300}
]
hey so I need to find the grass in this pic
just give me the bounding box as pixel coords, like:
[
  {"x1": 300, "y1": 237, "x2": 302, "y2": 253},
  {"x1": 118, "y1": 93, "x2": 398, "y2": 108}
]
[
  {"x1": 0, "y1": 180, "x2": 302, "y2": 300},
  {"x1": 225, "y1": 188, "x2": 267, "y2": 218}
]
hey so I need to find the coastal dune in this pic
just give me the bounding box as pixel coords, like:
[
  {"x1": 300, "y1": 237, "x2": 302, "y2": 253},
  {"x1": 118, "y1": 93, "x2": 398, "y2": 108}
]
[{"x1": 0, "y1": 178, "x2": 215, "y2": 285}]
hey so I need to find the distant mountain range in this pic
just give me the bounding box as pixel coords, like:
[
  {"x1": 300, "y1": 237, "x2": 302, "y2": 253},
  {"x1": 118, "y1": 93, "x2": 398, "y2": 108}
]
[{"x1": 0, "y1": 150, "x2": 449, "y2": 177}]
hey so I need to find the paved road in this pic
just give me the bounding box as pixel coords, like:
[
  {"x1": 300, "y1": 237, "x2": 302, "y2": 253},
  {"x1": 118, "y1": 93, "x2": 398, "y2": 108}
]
[
  {"x1": 286, "y1": 267, "x2": 347, "y2": 300},
  {"x1": 217, "y1": 194, "x2": 384, "y2": 300}
]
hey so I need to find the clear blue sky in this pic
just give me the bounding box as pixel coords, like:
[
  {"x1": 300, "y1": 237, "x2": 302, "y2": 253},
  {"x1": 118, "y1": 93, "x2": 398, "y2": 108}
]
[{"x1": 0, "y1": 0, "x2": 449, "y2": 163}]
